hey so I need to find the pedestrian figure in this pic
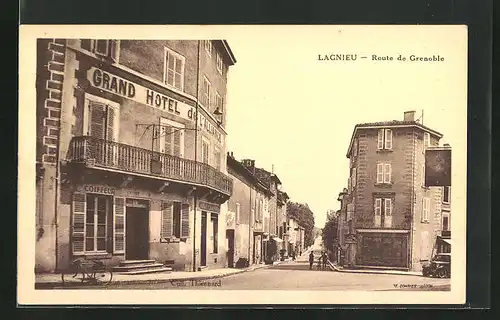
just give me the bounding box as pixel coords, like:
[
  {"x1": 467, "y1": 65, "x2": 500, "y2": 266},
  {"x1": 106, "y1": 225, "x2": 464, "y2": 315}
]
[
  {"x1": 308, "y1": 251, "x2": 314, "y2": 270},
  {"x1": 291, "y1": 250, "x2": 296, "y2": 261},
  {"x1": 321, "y1": 251, "x2": 328, "y2": 271}
]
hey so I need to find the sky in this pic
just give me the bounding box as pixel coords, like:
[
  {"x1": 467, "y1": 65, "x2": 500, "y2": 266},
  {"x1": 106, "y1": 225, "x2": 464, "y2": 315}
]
[{"x1": 222, "y1": 26, "x2": 467, "y2": 228}]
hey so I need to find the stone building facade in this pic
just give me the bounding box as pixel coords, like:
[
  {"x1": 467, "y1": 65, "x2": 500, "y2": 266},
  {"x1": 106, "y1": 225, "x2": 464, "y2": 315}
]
[
  {"x1": 35, "y1": 39, "x2": 236, "y2": 273},
  {"x1": 344, "y1": 111, "x2": 447, "y2": 271}
]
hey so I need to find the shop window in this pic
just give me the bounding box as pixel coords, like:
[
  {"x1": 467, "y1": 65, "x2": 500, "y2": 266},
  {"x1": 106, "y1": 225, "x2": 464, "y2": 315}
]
[
  {"x1": 211, "y1": 213, "x2": 218, "y2": 253},
  {"x1": 163, "y1": 47, "x2": 185, "y2": 91}
]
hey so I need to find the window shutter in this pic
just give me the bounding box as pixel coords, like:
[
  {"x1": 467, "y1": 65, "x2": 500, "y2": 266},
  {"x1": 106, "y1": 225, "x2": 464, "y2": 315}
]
[
  {"x1": 385, "y1": 129, "x2": 393, "y2": 149},
  {"x1": 384, "y1": 198, "x2": 392, "y2": 228},
  {"x1": 377, "y1": 163, "x2": 384, "y2": 183},
  {"x1": 173, "y1": 129, "x2": 181, "y2": 157},
  {"x1": 110, "y1": 40, "x2": 119, "y2": 61},
  {"x1": 72, "y1": 193, "x2": 86, "y2": 255},
  {"x1": 113, "y1": 197, "x2": 125, "y2": 254},
  {"x1": 422, "y1": 165, "x2": 426, "y2": 186},
  {"x1": 377, "y1": 129, "x2": 384, "y2": 149},
  {"x1": 424, "y1": 132, "x2": 430, "y2": 148},
  {"x1": 180, "y1": 203, "x2": 190, "y2": 238},
  {"x1": 374, "y1": 198, "x2": 382, "y2": 228},
  {"x1": 352, "y1": 168, "x2": 357, "y2": 186},
  {"x1": 163, "y1": 125, "x2": 172, "y2": 154},
  {"x1": 89, "y1": 102, "x2": 106, "y2": 139},
  {"x1": 161, "y1": 202, "x2": 173, "y2": 239},
  {"x1": 106, "y1": 106, "x2": 115, "y2": 141},
  {"x1": 384, "y1": 163, "x2": 391, "y2": 183}
]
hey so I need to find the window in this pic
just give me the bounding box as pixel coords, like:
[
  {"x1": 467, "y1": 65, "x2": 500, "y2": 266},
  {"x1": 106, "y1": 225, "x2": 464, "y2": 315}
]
[
  {"x1": 81, "y1": 39, "x2": 119, "y2": 61},
  {"x1": 235, "y1": 203, "x2": 240, "y2": 224},
  {"x1": 161, "y1": 201, "x2": 190, "y2": 239},
  {"x1": 159, "y1": 118, "x2": 184, "y2": 157},
  {"x1": 442, "y1": 213, "x2": 449, "y2": 231},
  {"x1": 215, "y1": 91, "x2": 223, "y2": 113},
  {"x1": 424, "y1": 132, "x2": 430, "y2": 149},
  {"x1": 204, "y1": 40, "x2": 212, "y2": 56},
  {"x1": 202, "y1": 76, "x2": 211, "y2": 109},
  {"x1": 352, "y1": 168, "x2": 357, "y2": 187},
  {"x1": 376, "y1": 162, "x2": 392, "y2": 184},
  {"x1": 422, "y1": 197, "x2": 430, "y2": 222},
  {"x1": 422, "y1": 164, "x2": 426, "y2": 187},
  {"x1": 377, "y1": 129, "x2": 393, "y2": 150},
  {"x1": 201, "y1": 137, "x2": 210, "y2": 164},
  {"x1": 384, "y1": 129, "x2": 393, "y2": 149},
  {"x1": 164, "y1": 47, "x2": 185, "y2": 91},
  {"x1": 84, "y1": 194, "x2": 110, "y2": 253},
  {"x1": 211, "y1": 213, "x2": 218, "y2": 253},
  {"x1": 374, "y1": 197, "x2": 393, "y2": 228},
  {"x1": 443, "y1": 186, "x2": 450, "y2": 203},
  {"x1": 214, "y1": 147, "x2": 221, "y2": 170},
  {"x1": 216, "y1": 53, "x2": 224, "y2": 74},
  {"x1": 84, "y1": 95, "x2": 120, "y2": 142},
  {"x1": 353, "y1": 138, "x2": 358, "y2": 156}
]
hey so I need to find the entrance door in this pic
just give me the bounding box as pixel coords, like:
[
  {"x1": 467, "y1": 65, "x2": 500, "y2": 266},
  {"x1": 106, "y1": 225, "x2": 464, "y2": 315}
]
[
  {"x1": 125, "y1": 207, "x2": 149, "y2": 260},
  {"x1": 200, "y1": 212, "x2": 207, "y2": 266},
  {"x1": 226, "y1": 230, "x2": 235, "y2": 267}
]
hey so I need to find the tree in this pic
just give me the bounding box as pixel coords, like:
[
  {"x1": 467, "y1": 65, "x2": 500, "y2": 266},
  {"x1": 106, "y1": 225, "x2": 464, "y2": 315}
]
[
  {"x1": 287, "y1": 201, "x2": 316, "y2": 247},
  {"x1": 322, "y1": 210, "x2": 339, "y2": 253}
]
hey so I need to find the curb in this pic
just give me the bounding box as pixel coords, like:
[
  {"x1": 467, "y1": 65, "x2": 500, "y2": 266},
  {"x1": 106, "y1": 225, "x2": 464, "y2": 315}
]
[
  {"x1": 35, "y1": 261, "x2": 281, "y2": 288},
  {"x1": 330, "y1": 263, "x2": 422, "y2": 277}
]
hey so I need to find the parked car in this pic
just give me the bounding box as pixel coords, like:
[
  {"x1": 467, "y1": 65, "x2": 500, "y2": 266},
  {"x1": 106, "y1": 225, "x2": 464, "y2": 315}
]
[{"x1": 422, "y1": 253, "x2": 451, "y2": 278}]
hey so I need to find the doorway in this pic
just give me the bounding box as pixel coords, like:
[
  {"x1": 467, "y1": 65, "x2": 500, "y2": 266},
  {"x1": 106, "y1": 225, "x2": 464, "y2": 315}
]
[
  {"x1": 200, "y1": 211, "x2": 207, "y2": 266},
  {"x1": 226, "y1": 229, "x2": 235, "y2": 268},
  {"x1": 125, "y1": 206, "x2": 149, "y2": 260}
]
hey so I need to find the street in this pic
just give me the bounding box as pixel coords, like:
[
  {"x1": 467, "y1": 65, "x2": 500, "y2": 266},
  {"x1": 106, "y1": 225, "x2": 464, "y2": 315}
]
[{"x1": 67, "y1": 257, "x2": 449, "y2": 291}]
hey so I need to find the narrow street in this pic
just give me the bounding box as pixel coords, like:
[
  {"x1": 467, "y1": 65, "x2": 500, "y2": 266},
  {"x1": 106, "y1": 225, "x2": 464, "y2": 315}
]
[{"x1": 104, "y1": 257, "x2": 450, "y2": 291}]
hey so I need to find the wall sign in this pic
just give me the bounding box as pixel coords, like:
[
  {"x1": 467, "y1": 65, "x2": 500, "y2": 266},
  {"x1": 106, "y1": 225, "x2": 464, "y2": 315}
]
[
  {"x1": 83, "y1": 185, "x2": 116, "y2": 195},
  {"x1": 199, "y1": 201, "x2": 220, "y2": 213},
  {"x1": 88, "y1": 67, "x2": 195, "y2": 122}
]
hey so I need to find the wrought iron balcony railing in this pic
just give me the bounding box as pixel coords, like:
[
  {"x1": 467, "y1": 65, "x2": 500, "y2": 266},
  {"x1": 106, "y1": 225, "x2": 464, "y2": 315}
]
[{"x1": 67, "y1": 136, "x2": 233, "y2": 196}]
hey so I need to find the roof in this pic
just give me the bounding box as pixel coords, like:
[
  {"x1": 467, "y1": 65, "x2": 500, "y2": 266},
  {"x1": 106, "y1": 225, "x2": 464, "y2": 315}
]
[
  {"x1": 346, "y1": 120, "x2": 444, "y2": 157},
  {"x1": 215, "y1": 40, "x2": 237, "y2": 65},
  {"x1": 227, "y1": 154, "x2": 272, "y2": 195}
]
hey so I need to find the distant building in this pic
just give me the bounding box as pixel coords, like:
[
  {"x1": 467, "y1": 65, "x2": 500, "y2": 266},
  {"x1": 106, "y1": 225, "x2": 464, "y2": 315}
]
[{"x1": 344, "y1": 111, "x2": 449, "y2": 271}]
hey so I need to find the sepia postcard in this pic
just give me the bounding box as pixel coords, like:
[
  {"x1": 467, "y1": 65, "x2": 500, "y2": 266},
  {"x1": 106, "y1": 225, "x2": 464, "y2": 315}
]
[{"x1": 18, "y1": 25, "x2": 467, "y2": 305}]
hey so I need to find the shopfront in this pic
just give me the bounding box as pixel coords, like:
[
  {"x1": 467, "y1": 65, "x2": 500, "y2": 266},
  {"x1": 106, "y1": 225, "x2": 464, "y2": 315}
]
[{"x1": 356, "y1": 230, "x2": 409, "y2": 268}]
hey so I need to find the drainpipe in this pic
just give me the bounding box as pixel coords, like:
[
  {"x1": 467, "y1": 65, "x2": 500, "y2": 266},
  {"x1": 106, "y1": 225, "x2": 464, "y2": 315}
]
[
  {"x1": 409, "y1": 127, "x2": 415, "y2": 270},
  {"x1": 192, "y1": 40, "x2": 201, "y2": 272}
]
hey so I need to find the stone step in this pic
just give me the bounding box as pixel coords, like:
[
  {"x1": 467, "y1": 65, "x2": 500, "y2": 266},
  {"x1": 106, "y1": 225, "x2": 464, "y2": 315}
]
[
  {"x1": 115, "y1": 266, "x2": 173, "y2": 275},
  {"x1": 118, "y1": 260, "x2": 156, "y2": 266},
  {"x1": 113, "y1": 263, "x2": 165, "y2": 271}
]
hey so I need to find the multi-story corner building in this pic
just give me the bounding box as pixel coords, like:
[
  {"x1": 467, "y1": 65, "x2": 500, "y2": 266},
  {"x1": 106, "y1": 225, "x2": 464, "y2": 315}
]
[
  {"x1": 345, "y1": 111, "x2": 447, "y2": 271},
  {"x1": 242, "y1": 160, "x2": 283, "y2": 263},
  {"x1": 226, "y1": 153, "x2": 273, "y2": 267},
  {"x1": 35, "y1": 39, "x2": 236, "y2": 273}
]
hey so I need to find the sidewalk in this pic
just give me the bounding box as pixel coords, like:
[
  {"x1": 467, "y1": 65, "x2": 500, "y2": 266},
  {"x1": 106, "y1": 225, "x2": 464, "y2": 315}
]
[
  {"x1": 329, "y1": 262, "x2": 422, "y2": 277},
  {"x1": 35, "y1": 261, "x2": 288, "y2": 288}
]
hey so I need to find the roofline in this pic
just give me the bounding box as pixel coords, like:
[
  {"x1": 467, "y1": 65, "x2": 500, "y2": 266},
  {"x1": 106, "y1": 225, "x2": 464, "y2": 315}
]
[
  {"x1": 220, "y1": 40, "x2": 237, "y2": 65},
  {"x1": 227, "y1": 156, "x2": 272, "y2": 195},
  {"x1": 346, "y1": 123, "x2": 444, "y2": 157}
]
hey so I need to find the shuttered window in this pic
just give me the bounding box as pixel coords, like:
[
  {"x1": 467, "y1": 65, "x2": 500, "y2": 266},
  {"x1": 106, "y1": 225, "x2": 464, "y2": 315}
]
[
  {"x1": 384, "y1": 198, "x2": 392, "y2": 228},
  {"x1": 377, "y1": 162, "x2": 392, "y2": 184},
  {"x1": 164, "y1": 47, "x2": 185, "y2": 91},
  {"x1": 384, "y1": 129, "x2": 393, "y2": 149},
  {"x1": 377, "y1": 129, "x2": 384, "y2": 149},
  {"x1": 376, "y1": 163, "x2": 384, "y2": 183},
  {"x1": 181, "y1": 203, "x2": 190, "y2": 238},
  {"x1": 82, "y1": 40, "x2": 119, "y2": 61},
  {"x1": 424, "y1": 132, "x2": 430, "y2": 149},
  {"x1": 384, "y1": 163, "x2": 392, "y2": 183},
  {"x1": 374, "y1": 198, "x2": 382, "y2": 228},
  {"x1": 422, "y1": 197, "x2": 430, "y2": 222},
  {"x1": 162, "y1": 201, "x2": 190, "y2": 240},
  {"x1": 202, "y1": 138, "x2": 210, "y2": 164},
  {"x1": 161, "y1": 202, "x2": 173, "y2": 239},
  {"x1": 86, "y1": 100, "x2": 118, "y2": 142},
  {"x1": 160, "y1": 118, "x2": 184, "y2": 157},
  {"x1": 202, "y1": 76, "x2": 211, "y2": 109},
  {"x1": 72, "y1": 193, "x2": 86, "y2": 255},
  {"x1": 352, "y1": 168, "x2": 357, "y2": 187},
  {"x1": 113, "y1": 197, "x2": 125, "y2": 254}
]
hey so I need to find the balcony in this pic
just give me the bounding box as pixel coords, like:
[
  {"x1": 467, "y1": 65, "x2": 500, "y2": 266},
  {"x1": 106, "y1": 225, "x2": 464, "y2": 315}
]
[{"x1": 67, "y1": 136, "x2": 233, "y2": 196}]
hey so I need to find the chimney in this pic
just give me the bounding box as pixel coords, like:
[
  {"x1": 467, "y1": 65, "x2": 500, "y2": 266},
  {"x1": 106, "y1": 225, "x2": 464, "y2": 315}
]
[
  {"x1": 404, "y1": 110, "x2": 416, "y2": 122},
  {"x1": 241, "y1": 159, "x2": 256, "y2": 172}
]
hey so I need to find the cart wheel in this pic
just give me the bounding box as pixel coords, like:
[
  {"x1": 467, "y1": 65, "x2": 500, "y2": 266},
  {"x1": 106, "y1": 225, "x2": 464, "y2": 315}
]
[
  {"x1": 93, "y1": 270, "x2": 113, "y2": 285},
  {"x1": 437, "y1": 268, "x2": 448, "y2": 278}
]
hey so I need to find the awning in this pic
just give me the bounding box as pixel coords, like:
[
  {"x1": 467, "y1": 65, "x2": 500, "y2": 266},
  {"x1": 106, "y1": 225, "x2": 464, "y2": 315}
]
[
  {"x1": 272, "y1": 237, "x2": 284, "y2": 243},
  {"x1": 441, "y1": 239, "x2": 452, "y2": 246}
]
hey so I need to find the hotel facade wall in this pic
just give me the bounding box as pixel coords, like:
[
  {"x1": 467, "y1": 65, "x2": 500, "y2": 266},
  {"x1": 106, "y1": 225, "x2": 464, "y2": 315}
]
[{"x1": 35, "y1": 39, "x2": 233, "y2": 272}]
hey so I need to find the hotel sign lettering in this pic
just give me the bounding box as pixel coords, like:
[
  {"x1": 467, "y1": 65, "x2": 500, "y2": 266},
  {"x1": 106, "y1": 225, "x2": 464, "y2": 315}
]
[
  {"x1": 88, "y1": 67, "x2": 223, "y2": 143},
  {"x1": 88, "y1": 67, "x2": 195, "y2": 122}
]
